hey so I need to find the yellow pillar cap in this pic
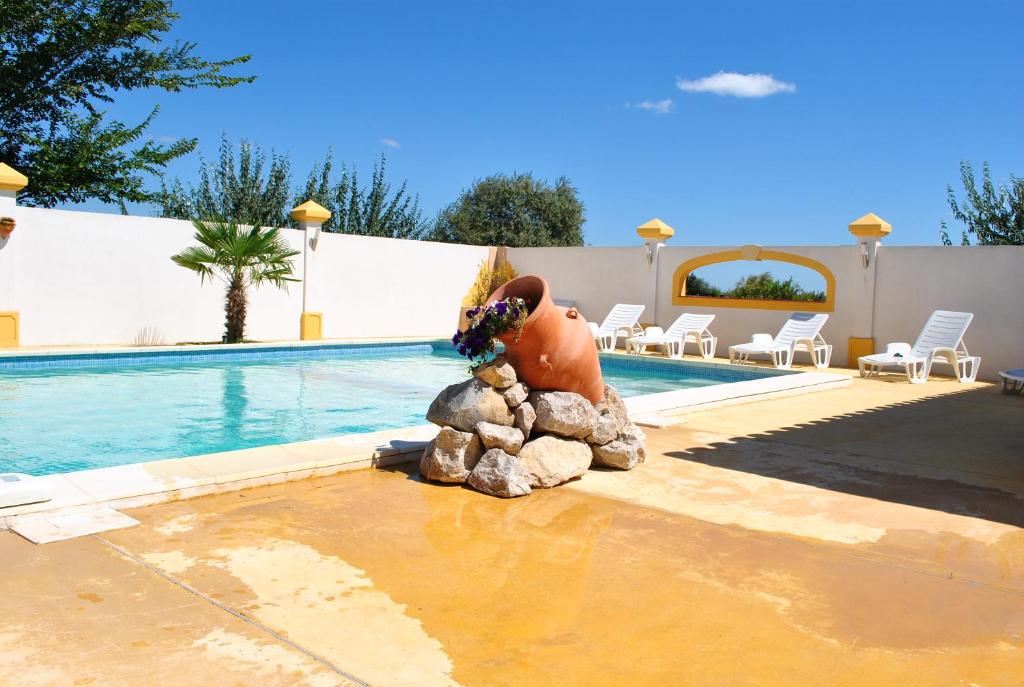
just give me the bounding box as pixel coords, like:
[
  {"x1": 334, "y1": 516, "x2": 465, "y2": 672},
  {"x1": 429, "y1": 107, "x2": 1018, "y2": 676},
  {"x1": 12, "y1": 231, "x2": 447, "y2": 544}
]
[
  {"x1": 848, "y1": 213, "x2": 892, "y2": 238},
  {"x1": 289, "y1": 200, "x2": 332, "y2": 223},
  {"x1": 636, "y1": 218, "x2": 674, "y2": 241},
  {"x1": 0, "y1": 163, "x2": 28, "y2": 192}
]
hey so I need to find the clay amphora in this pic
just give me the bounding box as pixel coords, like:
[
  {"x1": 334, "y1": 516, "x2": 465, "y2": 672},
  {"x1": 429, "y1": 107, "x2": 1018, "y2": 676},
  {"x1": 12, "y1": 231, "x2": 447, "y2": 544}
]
[{"x1": 488, "y1": 275, "x2": 605, "y2": 404}]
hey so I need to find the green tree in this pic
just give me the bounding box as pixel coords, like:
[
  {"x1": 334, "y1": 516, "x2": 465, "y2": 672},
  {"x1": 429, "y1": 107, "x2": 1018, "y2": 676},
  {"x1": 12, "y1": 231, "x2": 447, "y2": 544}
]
[
  {"x1": 160, "y1": 141, "x2": 426, "y2": 237},
  {"x1": 296, "y1": 153, "x2": 427, "y2": 238},
  {"x1": 729, "y1": 272, "x2": 825, "y2": 302},
  {"x1": 684, "y1": 272, "x2": 722, "y2": 297},
  {"x1": 170, "y1": 220, "x2": 298, "y2": 343},
  {"x1": 941, "y1": 160, "x2": 1024, "y2": 245},
  {"x1": 431, "y1": 173, "x2": 585, "y2": 246},
  {"x1": 685, "y1": 271, "x2": 824, "y2": 302},
  {"x1": 0, "y1": 0, "x2": 254, "y2": 209},
  {"x1": 158, "y1": 135, "x2": 292, "y2": 228}
]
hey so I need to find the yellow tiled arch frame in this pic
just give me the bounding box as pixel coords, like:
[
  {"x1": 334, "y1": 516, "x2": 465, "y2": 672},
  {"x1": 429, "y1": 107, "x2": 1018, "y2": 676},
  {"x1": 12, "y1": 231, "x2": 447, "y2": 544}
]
[{"x1": 671, "y1": 249, "x2": 836, "y2": 313}]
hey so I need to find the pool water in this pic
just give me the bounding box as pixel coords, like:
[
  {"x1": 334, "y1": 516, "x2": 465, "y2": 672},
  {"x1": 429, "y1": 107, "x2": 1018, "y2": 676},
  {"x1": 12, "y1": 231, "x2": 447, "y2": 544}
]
[{"x1": 0, "y1": 342, "x2": 781, "y2": 475}]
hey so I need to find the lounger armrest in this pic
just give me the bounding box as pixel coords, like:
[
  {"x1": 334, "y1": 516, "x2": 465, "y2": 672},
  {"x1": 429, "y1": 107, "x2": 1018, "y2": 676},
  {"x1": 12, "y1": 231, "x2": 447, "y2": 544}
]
[{"x1": 928, "y1": 346, "x2": 961, "y2": 365}]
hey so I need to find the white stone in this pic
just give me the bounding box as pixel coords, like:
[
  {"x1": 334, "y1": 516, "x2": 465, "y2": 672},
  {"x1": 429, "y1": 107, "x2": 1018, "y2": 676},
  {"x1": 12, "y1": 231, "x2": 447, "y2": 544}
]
[
  {"x1": 586, "y1": 415, "x2": 618, "y2": 446},
  {"x1": 514, "y1": 402, "x2": 536, "y2": 440},
  {"x1": 500, "y1": 382, "x2": 529, "y2": 407},
  {"x1": 419, "y1": 427, "x2": 484, "y2": 483},
  {"x1": 529, "y1": 391, "x2": 598, "y2": 440},
  {"x1": 467, "y1": 449, "x2": 532, "y2": 498},
  {"x1": 591, "y1": 440, "x2": 639, "y2": 470},
  {"x1": 518, "y1": 435, "x2": 592, "y2": 488},
  {"x1": 475, "y1": 421, "x2": 525, "y2": 455},
  {"x1": 427, "y1": 378, "x2": 514, "y2": 432},
  {"x1": 473, "y1": 355, "x2": 517, "y2": 389}
]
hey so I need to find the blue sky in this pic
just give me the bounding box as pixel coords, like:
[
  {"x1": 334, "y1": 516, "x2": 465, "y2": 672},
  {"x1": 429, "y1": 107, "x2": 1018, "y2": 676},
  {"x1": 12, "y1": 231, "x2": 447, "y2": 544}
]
[{"x1": 82, "y1": 1, "x2": 1023, "y2": 248}]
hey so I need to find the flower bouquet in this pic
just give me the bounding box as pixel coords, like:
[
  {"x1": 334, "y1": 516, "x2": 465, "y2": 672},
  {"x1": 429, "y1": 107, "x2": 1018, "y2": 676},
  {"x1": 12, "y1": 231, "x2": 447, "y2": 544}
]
[{"x1": 452, "y1": 297, "x2": 529, "y2": 366}]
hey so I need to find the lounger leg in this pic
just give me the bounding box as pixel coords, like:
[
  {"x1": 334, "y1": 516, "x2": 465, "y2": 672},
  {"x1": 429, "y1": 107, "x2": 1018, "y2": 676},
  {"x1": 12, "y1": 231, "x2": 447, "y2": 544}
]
[
  {"x1": 702, "y1": 336, "x2": 717, "y2": 359},
  {"x1": 771, "y1": 348, "x2": 792, "y2": 369},
  {"x1": 858, "y1": 359, "x2": 869, "y2": 378},
  {"x1": 906, "y1": 360, "x2": 927, "y2": 384},
  {"x1": 813, "y1": 345, "x2": 833, "y2": 369},
  {"x1": 957, "y1": 356, "x2": 980, "y2": 383}
]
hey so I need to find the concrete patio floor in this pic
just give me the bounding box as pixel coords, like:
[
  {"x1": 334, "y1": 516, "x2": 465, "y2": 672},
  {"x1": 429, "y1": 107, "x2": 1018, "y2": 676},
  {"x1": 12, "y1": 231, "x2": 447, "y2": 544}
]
[{"x1": 1, "y1": 371, "x2": 1022, "y2": 686}]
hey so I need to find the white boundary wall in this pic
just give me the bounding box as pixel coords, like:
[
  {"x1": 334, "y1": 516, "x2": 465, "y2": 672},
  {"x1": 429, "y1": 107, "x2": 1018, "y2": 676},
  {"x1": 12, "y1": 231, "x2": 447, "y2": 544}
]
[
  {"x1": 508, "y1": 243, "x2": 1024, "y2": 381},
  {"x1": 2, "y1": 205, "x2": 1021, "y2": 381},
  {"x1": 0, "y1": 207, "x2": 487, "y2": 346}
]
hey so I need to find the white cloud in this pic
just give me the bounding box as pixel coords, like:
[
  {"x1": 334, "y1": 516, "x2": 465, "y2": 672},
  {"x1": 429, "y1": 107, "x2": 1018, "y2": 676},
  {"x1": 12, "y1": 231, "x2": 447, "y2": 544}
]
[
  {"x1": 630, "y1": 98, "x2": 674, "y2": 115},
  {"x1": 381, "y1": 138, "x2": 400, "y2": 148},
  {"x1": 675, "y1": 71, "x2": 796, "y2": 98}
]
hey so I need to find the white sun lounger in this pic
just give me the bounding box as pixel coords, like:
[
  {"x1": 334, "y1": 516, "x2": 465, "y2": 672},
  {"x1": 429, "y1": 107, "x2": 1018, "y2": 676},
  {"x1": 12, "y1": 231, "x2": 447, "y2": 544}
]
[
  {"x1": 999, "y1": 369, "x2": 1024, "y2": 394},
  {"x1": 858, "y1": 310, "x2": 979, "y2": 384},
  {"x1": 729, "y1": 313, "x2": 832, "y2": 369},
  {"x1": 626, "y1": 313, "x2": 717, "y2": 359},
  {"x1": 589, "y1": 304, "x2": 645, "y2": 351}
]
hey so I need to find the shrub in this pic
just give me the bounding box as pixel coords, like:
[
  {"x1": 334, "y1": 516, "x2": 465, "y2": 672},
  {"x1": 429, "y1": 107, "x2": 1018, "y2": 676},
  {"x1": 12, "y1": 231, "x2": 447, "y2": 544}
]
[{"x1": 468, "y1": 261, "x2": 518, "y2": 306}]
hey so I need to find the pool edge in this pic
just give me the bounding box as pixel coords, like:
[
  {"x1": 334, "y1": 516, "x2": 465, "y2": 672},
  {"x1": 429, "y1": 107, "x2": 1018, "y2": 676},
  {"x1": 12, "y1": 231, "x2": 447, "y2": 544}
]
[{"x1": 1, "y1": 341, "x2": 850, "y2": 529}]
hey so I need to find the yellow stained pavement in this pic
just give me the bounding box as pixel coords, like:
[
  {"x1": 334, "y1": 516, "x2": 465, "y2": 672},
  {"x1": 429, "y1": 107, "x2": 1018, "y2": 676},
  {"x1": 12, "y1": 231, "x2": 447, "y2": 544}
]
[{"x1": 1, "y1": 371, "x2": 1022, "y2": 686}]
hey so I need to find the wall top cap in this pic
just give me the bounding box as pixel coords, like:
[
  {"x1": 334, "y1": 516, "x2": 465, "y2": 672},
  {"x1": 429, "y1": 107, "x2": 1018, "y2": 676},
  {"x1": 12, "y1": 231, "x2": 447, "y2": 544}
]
[
  {"x1": 636, "y1": 218, "x2": 674, "y2": 241},
  {"x1": 289, "y1": 200, "x2": 332, "y2": 223},
  {"x1": 0, "y1": 163, "x2": 28, "y2": 192},
  {"x1": 848, "y1": 212, "x2": 892, "y2": 238}
]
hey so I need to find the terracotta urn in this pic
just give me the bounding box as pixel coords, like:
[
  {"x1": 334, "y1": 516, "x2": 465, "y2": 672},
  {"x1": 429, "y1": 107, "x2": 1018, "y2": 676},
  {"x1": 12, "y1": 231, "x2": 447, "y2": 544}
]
[
  {"x1": 488, "y1": 275, "x2": 605, "y2": 404},
  {"x1": 0, "y1": 217, "x2": 14, "y2": 240}
]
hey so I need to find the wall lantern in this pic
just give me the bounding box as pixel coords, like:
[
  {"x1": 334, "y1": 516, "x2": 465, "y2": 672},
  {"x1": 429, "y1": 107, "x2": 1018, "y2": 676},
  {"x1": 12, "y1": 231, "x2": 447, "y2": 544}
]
[
  {"x1": 0, "y1": 217, "x2": 15, "y2": 240},
  {"x1": 636, "y1": 218, "x2": 675, "y2": 265},
  {"x1": 848, "y1": 213, "x2": 892, "y2": 270}
]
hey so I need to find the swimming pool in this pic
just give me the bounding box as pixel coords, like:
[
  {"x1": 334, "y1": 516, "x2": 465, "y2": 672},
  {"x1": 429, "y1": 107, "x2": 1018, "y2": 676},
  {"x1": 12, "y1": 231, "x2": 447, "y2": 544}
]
[{"x1": 0, "y1": 341, "x2": 786, "y2": 476}]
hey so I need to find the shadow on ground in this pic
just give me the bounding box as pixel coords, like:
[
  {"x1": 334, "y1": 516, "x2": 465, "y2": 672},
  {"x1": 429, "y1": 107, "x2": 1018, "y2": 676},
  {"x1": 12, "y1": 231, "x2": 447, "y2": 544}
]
[{"x1": 667, "y1": 383, "x2": 1024, "y2": 527}]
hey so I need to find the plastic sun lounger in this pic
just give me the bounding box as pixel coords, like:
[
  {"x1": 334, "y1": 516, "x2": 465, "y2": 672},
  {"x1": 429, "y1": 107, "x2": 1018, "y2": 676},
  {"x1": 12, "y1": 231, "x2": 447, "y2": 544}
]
[
  {"x1": 998, "y1": 369, "x2": 1023, "y2": 394},
  {"x1": 590, "y1": 304, "x2": 645, "y2": 351},
  {"x1": 728, "y1": 313, "x2": 832, "y2": 370},
  {"x1": 626, "y1": 313, "x2": 717, "y2": 359},
  {"x1": 858, "y1": 310, "x2": 980, "y2": 384}
]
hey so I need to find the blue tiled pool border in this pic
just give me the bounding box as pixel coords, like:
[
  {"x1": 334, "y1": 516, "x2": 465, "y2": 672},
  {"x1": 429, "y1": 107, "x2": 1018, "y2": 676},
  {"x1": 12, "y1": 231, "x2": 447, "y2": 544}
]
[
  {"x1": 0, "y1": 338, "x2": 791, "y2": 386},
  {"x1": 598, "y1": 351, "x2": 792, "y2": 382},
  {"x1": 0, "y1": 340, "x2": 448, "y2": 371}
]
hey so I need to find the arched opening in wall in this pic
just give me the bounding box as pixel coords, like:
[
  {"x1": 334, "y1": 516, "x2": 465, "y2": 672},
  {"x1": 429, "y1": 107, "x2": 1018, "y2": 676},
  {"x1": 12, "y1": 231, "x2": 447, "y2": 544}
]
[{"x1": 672, "y1": 248, "x2": 835, "y2": 312}]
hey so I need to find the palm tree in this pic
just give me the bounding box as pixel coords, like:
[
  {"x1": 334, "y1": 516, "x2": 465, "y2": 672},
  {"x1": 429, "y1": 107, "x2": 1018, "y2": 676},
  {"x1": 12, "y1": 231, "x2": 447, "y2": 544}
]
[{"x1": 171, "y1": 219, "x2": 299, "y2": 343}]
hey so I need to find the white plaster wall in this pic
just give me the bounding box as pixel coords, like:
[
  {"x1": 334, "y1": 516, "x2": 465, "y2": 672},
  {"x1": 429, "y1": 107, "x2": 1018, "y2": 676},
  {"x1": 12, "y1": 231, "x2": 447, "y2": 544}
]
[
  {"x1": 0, "y1": 207, "x2": 487, "y2": 346},
  {"x1": 504, "y1": 246, "x2": 650, "y2": 321},
  {"x1": 509, "y1": 244, "x2": 865, "y2": 366},
  {"x1": 1, "y1": 204, "x2": 1019, "y2": 381},
  {"x1": 307, "y1": 232, "x2": 489, "y2": 339},
  {"x1": 510, "y1": 242, "x2": 1020, "y2": 380},
  {"x1": 654, "y1": 245, "x2": 865, "y2": 366},
  {"x1": 874, "y1": 246, "x2": 1024, "y2": 379}
]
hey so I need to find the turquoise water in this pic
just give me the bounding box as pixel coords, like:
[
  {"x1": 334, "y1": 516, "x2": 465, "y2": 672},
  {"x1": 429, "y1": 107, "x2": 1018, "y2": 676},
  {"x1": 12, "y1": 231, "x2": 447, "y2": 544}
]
[{"x1": 0, "y1": 343, "x2": 780, "y2": 475}]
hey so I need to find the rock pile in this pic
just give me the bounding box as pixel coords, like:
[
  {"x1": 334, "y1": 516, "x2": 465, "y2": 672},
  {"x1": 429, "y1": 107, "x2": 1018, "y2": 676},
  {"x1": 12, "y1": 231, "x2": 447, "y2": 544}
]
[{"x1": 422, "y1": 356, "x2": 646, "y2": 498}]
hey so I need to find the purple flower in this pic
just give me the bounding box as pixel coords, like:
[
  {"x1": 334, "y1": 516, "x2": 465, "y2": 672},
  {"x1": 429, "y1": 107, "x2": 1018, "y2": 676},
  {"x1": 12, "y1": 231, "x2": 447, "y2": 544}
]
[{"x1": 495, "y1": 301, "x2": 508, "y2": 315}]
